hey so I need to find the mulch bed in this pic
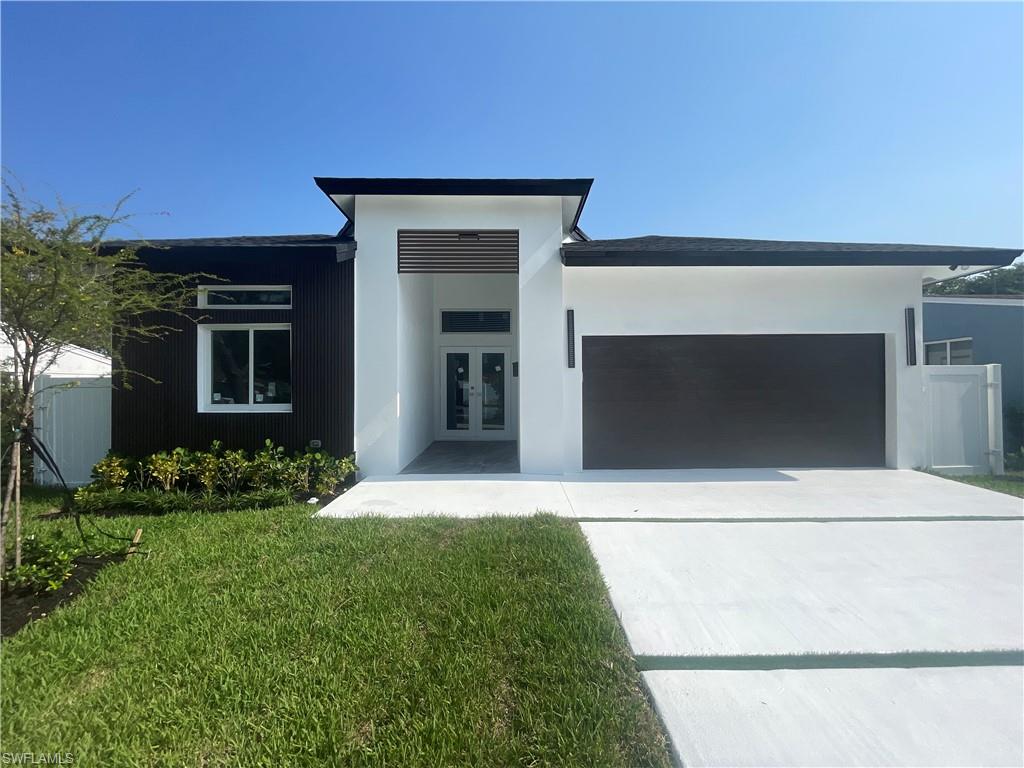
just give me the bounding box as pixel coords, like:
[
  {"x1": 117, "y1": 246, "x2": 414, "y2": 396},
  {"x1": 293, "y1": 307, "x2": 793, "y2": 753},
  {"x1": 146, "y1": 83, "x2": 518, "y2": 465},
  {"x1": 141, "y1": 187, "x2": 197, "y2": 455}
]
[{"x1": 1, "y1": 553, "x2": 123, "y2": 637}]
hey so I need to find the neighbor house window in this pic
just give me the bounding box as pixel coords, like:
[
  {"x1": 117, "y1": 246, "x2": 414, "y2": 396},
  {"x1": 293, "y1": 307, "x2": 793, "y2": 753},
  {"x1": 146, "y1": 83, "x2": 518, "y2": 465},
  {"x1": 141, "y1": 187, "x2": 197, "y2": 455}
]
[
  {"x1": 197, "y1": 324, "x2": 291, "y2": 412},
  {"x1": 198, "y1": 285, "x2": 292, "y2": 309},
  {"x1": 924, "y1": 337, "x2": 973, "y2": 366}
]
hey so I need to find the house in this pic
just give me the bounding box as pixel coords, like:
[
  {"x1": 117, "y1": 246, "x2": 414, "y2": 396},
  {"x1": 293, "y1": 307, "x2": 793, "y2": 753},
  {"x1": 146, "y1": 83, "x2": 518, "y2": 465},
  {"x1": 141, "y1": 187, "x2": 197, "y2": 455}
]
[
  {"x1": 1, "y1": 341, "x2": 112, "y2": 486},
  {"x1": 923, "y1": 294, "x2": 1024, "y2": 453},
  {"x1": 1, "y1": 341, "x2": 111, "y2": 378},
  {"x1": 111, "y1": 177, "x2": 1021, "y2": 476}
]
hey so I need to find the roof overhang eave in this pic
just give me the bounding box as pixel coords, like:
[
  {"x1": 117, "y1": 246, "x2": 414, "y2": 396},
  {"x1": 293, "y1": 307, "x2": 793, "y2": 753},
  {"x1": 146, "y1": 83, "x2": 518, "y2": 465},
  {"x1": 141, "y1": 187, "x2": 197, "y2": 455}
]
[
  {"x1": 314, "y1": 177, "x2": 594, "y2": 235},
  {"x1": 560, "y1": 248, "x2": 1022, "y2": 269}
]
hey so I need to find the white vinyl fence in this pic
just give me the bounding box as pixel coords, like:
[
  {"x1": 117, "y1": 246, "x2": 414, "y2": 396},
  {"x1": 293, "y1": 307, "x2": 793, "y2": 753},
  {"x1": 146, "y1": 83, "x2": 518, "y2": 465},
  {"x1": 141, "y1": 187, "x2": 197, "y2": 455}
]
[
  {"x1": 33, "y1": 374, "x2": 112, "y2": 487},
  {"x1": 923, "y1": 364, "x2": 1004, "y2": 475}
]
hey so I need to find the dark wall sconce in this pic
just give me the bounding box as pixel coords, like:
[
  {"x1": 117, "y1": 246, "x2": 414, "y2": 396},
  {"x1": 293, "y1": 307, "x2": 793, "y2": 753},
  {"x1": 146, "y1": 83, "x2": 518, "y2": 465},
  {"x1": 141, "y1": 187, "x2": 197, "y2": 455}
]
[
  {"x1": 567, "y1": 309, "x2": 576, "y2": 368},
  {"x1": 905, "y1": 307, "x2": 917, "y2": 366}
]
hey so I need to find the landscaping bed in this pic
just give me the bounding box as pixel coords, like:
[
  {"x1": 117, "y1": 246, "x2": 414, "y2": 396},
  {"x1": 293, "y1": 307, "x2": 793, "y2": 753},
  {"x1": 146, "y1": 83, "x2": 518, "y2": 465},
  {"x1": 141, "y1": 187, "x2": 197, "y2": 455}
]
[
  {"x1": 1, "y1": 494, "x2": 670, "y2": 766},
  {"x1": 2, "y1": 551, "x2": 122, "y2": 637}
]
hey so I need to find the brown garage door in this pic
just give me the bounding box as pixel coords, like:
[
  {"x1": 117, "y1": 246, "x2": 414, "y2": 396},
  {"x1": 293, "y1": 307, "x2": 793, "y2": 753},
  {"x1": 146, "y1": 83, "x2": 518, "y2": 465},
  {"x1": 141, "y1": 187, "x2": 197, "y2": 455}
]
[{"x1": 582, "y1": 334, "x2": 886, "y2": 469}]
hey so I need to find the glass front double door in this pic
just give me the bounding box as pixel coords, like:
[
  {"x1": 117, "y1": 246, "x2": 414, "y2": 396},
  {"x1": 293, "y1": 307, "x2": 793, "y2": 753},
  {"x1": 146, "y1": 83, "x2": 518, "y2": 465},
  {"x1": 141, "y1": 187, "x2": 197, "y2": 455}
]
[{"x1": 440, "y1": 347, "x2": 511, "y2": 439}]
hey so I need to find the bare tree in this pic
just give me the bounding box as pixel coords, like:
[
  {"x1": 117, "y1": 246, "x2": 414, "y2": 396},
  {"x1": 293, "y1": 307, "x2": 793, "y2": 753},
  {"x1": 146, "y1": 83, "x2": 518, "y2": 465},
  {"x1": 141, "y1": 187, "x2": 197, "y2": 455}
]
[{"x1": 1, "y1": 176, "x2": 207, "y2": 571}]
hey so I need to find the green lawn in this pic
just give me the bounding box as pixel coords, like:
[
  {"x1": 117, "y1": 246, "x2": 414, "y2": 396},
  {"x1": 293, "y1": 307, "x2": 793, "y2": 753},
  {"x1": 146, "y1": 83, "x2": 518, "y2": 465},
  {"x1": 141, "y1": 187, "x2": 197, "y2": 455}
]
[
  {"x1": 936, "y1": 470, "x2": 1024, "y2": 498},
  {"x1": 1, "y1": 491, "x2": 670, "y2": 767}
]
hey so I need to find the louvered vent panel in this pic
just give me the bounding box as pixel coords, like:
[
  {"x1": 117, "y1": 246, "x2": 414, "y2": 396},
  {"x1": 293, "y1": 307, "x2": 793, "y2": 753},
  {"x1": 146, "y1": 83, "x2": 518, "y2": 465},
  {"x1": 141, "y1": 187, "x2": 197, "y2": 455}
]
[
  {"x1": 398, "y1": 230, "x2": 519, "y2": 273},
  {"x1": 441, "y1": 311, "x2": 512, "y2": 334}
]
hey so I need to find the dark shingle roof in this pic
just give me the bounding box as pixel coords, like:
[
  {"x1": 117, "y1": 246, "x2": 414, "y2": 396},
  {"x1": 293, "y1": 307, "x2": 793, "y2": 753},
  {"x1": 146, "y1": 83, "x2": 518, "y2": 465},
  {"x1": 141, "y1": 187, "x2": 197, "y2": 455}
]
[
  {"x1": 111, "y1": 233, "x2": 349, "y2": 249},
  {"x1": 314, "y1": 177, "x2": 593, "y2": 198},
  {"x1": 103, "y1": 232, "x2": 355, "y2": 262},
  {"x1": 561, "y1": 235, "x2": 1021, "y2": 268}
]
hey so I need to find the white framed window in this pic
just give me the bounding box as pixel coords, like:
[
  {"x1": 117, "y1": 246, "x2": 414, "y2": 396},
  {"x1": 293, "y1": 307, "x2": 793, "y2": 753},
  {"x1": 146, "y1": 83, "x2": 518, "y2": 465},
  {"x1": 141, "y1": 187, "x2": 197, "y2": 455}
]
[
  {"x1": 198, "y1": 285, "x2": 292, "y2": 309},
  {"x1": 924, "y1": 337, "x2": 974, "y2": 366},
  {"x1": 197, "y1": 324, "x2": 292, "y2": 413}
]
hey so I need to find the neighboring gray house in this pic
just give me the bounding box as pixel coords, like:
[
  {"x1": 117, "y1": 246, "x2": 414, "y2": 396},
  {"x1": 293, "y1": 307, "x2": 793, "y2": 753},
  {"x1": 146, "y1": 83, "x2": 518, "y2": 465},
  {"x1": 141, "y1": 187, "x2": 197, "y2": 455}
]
[{"x1": 923, "y1": 295, "x2": 1024, "y2": 452}]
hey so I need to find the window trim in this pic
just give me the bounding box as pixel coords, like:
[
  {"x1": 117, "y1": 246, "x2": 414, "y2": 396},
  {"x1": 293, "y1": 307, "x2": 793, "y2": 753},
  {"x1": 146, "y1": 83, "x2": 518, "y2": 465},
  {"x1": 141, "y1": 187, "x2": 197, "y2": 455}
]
[
  {"x1": 197, "y1": 285, "x2": 292, "y2": 310},
  {"x1": 924, "y1": 336, "x2": 974, "y2": 366},
  {"x1": 197, "y1": 323, "x2": 292, "y2": 413}
]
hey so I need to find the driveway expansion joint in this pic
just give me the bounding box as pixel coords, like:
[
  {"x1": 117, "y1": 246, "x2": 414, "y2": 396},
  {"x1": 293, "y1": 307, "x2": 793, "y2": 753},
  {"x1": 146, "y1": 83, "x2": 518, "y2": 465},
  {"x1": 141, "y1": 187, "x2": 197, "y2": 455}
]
[
  {"x1": 577, "y1": 514, "x2": 1024, "y2": 523},
  {"x1": 635, "y1": 650, "x2": 1024, "y2": 672}
]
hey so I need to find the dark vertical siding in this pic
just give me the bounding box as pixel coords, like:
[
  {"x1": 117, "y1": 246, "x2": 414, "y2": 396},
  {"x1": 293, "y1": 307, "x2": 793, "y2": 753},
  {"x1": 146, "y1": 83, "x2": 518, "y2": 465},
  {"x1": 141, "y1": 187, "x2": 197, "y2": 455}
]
[{"x1": 112, "y1": 255, "x2": 354, "y2": 458}]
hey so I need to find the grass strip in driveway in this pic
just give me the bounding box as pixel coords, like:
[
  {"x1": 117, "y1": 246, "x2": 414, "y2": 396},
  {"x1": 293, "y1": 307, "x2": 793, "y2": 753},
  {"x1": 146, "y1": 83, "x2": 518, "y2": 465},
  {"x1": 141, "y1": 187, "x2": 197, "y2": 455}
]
[
  {"x1": 937, "y1": 470, "x2": 1024, "y2": 498},
  {"x1": 2, "y1": 503, "x2": 670, "y2": 767}
]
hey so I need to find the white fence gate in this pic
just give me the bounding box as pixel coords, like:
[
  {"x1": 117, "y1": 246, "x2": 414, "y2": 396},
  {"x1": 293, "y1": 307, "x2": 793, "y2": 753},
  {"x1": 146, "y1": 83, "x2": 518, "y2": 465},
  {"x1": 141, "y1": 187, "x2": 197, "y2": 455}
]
[
  {"x1": 923, "y1": 364, "x2": 1003, "y2": 475},
  {"x1": 33, "y1": 374, "x2": 112, "y2": 487}
]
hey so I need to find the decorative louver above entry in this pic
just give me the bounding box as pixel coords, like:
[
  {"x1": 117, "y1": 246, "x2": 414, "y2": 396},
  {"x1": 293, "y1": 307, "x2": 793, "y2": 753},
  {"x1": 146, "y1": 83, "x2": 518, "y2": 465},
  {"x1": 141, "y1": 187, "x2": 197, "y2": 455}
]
[
  {"x1": 398, "y1": 230, "x2": 519, "y2": 274},
  {"x1": 441, "y1": 310, "x2": 512, "y2": 334}
]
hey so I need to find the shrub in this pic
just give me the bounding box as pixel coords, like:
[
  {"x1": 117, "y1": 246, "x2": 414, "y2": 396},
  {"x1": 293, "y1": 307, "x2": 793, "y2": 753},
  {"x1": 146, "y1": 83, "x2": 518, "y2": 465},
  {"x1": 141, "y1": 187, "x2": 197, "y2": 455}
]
[
  {"x1": 1005, "y1": 450, "x2": 1024, "y2": 472},
  {"x1": 250, "y1": 440, "x2": 290, "y2": 490},
  {"x1": 91, "y1": 454, "x2": 131, "y2": 490},
  {"x1": 1005, "y1": 405, "x2": 1024, "y2": 456},
  {"x1": 2, "y1": 533, "x2": 78, "y2": 593},
  {"x1": 145, "y1": 451, "x2": 182, "y2": 492},
  {"x1": 301, "y1": 451, "x2": 357, "y2": 497},
  {"x1": 217, "y1": 449, "x2": 251, "y2": 494},
  {"x1": 189, "y1": 446, "x2": 220, "y2": 493},
  {"x1": 224, "y1": 489, "x2": 297, "y2": 511},
  {"x1": 77, "y1": 441, "x2": 356, "y2": 515},
  {"x1": 73, "y1": 487, "x2": 295, "y2": 516}
]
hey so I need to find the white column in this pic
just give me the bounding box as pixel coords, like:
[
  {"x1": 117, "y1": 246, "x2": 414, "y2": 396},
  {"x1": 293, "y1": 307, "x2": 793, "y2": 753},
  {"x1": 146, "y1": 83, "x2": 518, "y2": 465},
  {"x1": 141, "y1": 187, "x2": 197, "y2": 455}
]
[
  {"x1": 986, "y1": 364, "x2": 1005, "y2": 475},
  {"x1": 517, "y1": 220, "x2": 566, "y2": 474},
  {"x1": 353, "y1": 199, "x2": 401, "y2": 476}
]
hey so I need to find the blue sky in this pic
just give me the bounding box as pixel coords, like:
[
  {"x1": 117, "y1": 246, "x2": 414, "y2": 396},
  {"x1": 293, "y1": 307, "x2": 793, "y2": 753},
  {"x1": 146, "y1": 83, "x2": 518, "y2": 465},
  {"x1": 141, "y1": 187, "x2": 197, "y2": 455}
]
[{"x1": 2, "y1": 2, "x2": 1021, "y2": 247}]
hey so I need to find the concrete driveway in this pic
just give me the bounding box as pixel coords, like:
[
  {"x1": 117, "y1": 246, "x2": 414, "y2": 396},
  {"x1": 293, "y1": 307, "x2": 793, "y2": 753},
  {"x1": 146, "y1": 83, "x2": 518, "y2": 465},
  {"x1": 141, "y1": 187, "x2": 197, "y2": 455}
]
[
  {"x1": 319, "y1": 469, "x2": 1024, "y2": 765},
  {"x1": 580, "y1": 476, "x2": 1024, "y2": 767}
]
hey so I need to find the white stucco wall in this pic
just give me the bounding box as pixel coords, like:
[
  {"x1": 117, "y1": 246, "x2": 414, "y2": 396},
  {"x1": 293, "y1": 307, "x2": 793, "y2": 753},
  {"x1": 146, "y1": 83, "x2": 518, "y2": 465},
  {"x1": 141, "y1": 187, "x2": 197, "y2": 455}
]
[
  {"x1": 562, "y1": 266, "x2": 926, "y2": 471},
  {"x1": 355, "y1": 195, "x2": 927, "y2": 475},
  {"x1": 397, "y1": 273, "x2": 434, "y2": 469},
  {"x1": 355, "y1": 195, "x2": 563, "y2": 476}
]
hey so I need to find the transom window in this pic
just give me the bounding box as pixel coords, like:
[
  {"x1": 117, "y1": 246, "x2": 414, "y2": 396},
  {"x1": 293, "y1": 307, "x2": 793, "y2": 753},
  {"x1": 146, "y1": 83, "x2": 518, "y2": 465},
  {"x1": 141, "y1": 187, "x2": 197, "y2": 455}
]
[
  {"x1": 198, "y1": 285, "x2": 292, "y2": 309},
  {"x1": 197, "y1": 324, "x2": 291, "y2": 412},
  {"x1": 924, "y1": 337, "x2": 973, "y2": 366}
]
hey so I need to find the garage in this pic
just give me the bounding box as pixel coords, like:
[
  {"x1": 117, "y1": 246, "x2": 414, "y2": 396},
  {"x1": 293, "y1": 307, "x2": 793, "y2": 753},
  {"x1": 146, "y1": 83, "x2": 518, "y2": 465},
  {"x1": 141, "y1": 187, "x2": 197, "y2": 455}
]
[{"x1": 582, "y1": 334, "x2": 886, "y2": 469}]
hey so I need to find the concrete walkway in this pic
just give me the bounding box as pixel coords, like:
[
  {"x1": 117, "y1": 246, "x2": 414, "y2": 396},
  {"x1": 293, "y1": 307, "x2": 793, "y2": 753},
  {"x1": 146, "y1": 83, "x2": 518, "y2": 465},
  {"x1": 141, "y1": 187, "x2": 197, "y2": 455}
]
[
  {"x1": 320, "y1": 473, "x2": 574, "y2": 517},
  {"x1": 319, "y1": 468, "x2": 1023, "y2": 519},
  {"x1": 317, "y1": 469, "x2": 1024, "y2": 766}
]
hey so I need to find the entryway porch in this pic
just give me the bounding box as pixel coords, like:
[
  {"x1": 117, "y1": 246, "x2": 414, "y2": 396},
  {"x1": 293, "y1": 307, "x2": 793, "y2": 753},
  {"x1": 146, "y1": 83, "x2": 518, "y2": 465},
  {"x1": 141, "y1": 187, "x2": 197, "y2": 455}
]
[
  {"x1": 394, "y1": 270, "x2": 521, "y2": 475},
  {"x1": 401, "y1": 440, "x2": 519, "y2": 474}
]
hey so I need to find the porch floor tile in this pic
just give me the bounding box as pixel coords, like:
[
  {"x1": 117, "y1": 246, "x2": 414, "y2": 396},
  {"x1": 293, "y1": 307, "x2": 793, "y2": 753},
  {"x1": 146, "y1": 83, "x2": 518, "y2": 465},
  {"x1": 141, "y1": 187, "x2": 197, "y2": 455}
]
[{"x1": 401, "y1": 440, "x2": 519, "y2": 474}]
